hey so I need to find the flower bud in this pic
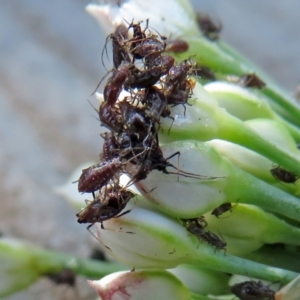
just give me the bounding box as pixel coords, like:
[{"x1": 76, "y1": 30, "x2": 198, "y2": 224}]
[
  {"x1": 86, "y1": 0, "x2": 199, "y2": 37},
  {"x1": 88, "y1": 269, "x2": 191, "y2": 300},
  {"x1": 168, "y1": 264, "x2": 229, "y2": 295},
  {"x1": 204, "y1": 81, "x2": 274, "y2": 121},
  {"x1": 135, "y1": 140, "x2": 300, "y2": 223},
  {"x1": 205, "y1": 204, "x2": 300, "y2": 256}
]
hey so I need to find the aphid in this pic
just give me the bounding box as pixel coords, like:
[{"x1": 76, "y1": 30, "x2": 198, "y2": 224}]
[
  {"x1": 111, "y1": 24, "x2": 131, "y2": 69},
  {"x1": 46, "y1": 268, "x2": 76, "y2": 287},
  {"x1": 181, "y1": 217, "x2": 207, "y2": 236},
  {"x1": 201, "y1": 231, "x2": 227, "y2": 251},
  {"x1": 270, "y1": 166, "x2": 298, "y2": 183},
  {"x1": 103, "y1": 63, "x2": 129, "y2": 106},
  {"x1": 195, "y1": 65, "x2": 216, "y2": 80},
  {"x1": 99, "y1": 102, "x2": 123, "y2": 133},
  {"x1": 196, "y1": 13, "x2": 222, "y2": 41},
  {"x1": 77, "y1": 158, "x2": 123, "y2": 194},
  {"x1": 231, "y1": 280, "x2": 275, "y2": 300},
  {"x1": 227, "y1": 73, "x2": 266, "y2": 89},
  {"x1": 211, "y1": 202, "x2": 233, "y2": 218},
  {"x1": 165, "y1": 59, "x2": 195, "y2": 94},
  {"x1": 238, "y1": 73, "x2": 266, "y2": 89},
  {"x1": 125, "y1": 55, "x2": 174, "y2": 89},
  {"x1": 76, "y1": 187, "x2": 135, "y2": 230},
  {"x1": 166, "y1": 39, "x2": 189, "y2": 53},
  {"x1": 100, "y1": 132, "x2": 120, "y2": 161}
]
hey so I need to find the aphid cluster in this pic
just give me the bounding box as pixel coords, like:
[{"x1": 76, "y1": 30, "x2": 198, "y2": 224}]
[
  {"x1": 76, "y1": 20, "x2": 199, "y2": 232},
  {"x1": 181, "y1": 217, "x2": 227, "y2": 251}
]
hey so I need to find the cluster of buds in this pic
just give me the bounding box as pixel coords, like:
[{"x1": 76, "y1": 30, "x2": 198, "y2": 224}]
[{"x1": 70, "y1": 0, "x2": 300, "y2": 299}]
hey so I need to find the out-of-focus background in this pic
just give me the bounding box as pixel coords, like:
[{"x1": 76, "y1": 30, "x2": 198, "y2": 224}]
[{"x1": 1, "y1": 0, "x2": 300, "y2": 299}]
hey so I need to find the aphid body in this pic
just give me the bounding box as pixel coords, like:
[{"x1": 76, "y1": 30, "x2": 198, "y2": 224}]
[{"x1": 231, "y1": 280, "x2": 275, "y2": 300}]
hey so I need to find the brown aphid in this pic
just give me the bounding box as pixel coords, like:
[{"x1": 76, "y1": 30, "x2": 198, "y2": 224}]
[
  {"x1": 111, "y1": 24, "x2": 131, "y2": 69},
  {"x1": 196, "y1": 13, "x2": 222, "y2": 41},
  {"x1": 46, "y1": 268, "x2": 76, "y2": 287},
  {"x1": 125, "y1": 55, "x2": 174, "y2": 89},
  {"x1": 99, "y1": 102, "x2": 123, "y2": 133},
  {"x1": 201, "y1": 231, "x2": 227, "y2": 251},
  {"x1": 181, "y1": 217, "x2": 207, "y2": 237},
  {"x1": 231, "y1": 280, "x2": 275, "y2": 300},
  {"x1": 270, "y1": 166, "x2": 298, "y2": 183},
  {"x1": 103, "y1": 63, "x2": 129, "y2": 106},
  {"x1": 166, "y1": 39, "x2": 189, "y2": 53},
  {"x1": 238, "y1": 73, "x2": 266, "y2": 89},
  {"x1": 100, "y1": 132, "x2": 120, "y2": 161},
  {"x1": 211, "y1": 202, "x2": 233, "y2": 218},
  {"x1": 195, "y1": 65, "x2": 216, "y2": 80},
  {"x1": 77, "y1": 158, "x2": 123, "y2": 194},
  {"x1": 76, "y1": 187, "x2": 135, "y2": 230}
]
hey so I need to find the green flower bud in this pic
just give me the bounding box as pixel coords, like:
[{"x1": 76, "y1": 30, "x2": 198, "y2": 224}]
[
  {"x1": 160, "y1": 82, "x2": 300, "y2": 178},
  {"x1": 204, "y1": 81, "x2": 300, "y2": 142},
  {"x1": 94, "y1": 195, "x2": 297, "y2": 283},
  {"x1": 168, "y1": 264, "x2": 229, "y2": 295},
  {"x1": 205, "y1": 204, "x2": 300, "y2": 256},
  {"x1": 135, "y1": 140, "x2": 300, "y2": 222},
  {"x1": 88, "y1": 269, "x2": 191, "y2": 300}
]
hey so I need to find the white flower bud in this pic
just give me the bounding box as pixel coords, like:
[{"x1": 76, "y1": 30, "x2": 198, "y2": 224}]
[{"x1": 86, "y1": 0, "x2": 199, "y2": 37}]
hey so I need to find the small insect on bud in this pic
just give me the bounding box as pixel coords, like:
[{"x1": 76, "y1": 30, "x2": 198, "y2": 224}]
[{"x1": 270, "y1": 165, "x2": 298, "y2": 184}]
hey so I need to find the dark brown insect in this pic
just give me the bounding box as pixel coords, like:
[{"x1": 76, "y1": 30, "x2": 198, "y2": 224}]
[
  {"x1": 166, "y1": 39, "x2": 189, "y2": 53},
  {"x1": 238, "y1": 73, "x2": 266, "y2": 89},
  {"x1": 76, "y1": 186, "x2": 135, "y2": 230},
  {"x1": 201, "y1": 231, "x2": 227, "y2": 251},
  {"x1": 166, "y1": 59, "x2": 195, "y2": 93},
  {"x1": 270, "y1": 166, "x2": 298, "y2": 183},
  {"x1": 100, "y1": 132, "x2": 120, "y2": 161},
  {"x1": 211, "y1": 203, "x2": 233, "y2": 218},
  {"x1": 125, "y1": 55, "x2": 174, "y2": 89},
  {"x1": 196, "y1": 13, "x2": 222, "y2": 41},
  {"x1": 182, "y1": 217, "x2": 226, "y2": 251},
  {"x1": 102, "y1": 24, "x2": 131, "y2": 69},
  {"x1": 195, "y1": 65, "x2": 216, "y2": 80},
  {"x1": 181, "y1": 217, "x2": 207, "y2": 236},
  {"x1": 228, "y1": 73, "x2": 266, "y2": 89},
  {"x1": 103, "y1": 63, "x2": 129, "y2": 106},
  {"x1": 111, "y1": 24, "x2": 131, "y2": 69},
  {"x1": 231, "y1": 280, "x2": 275, "y2": 300},
  {"x1": 99, "y1": 102, "x2": 123, "y2": 133},
  {"x1": 46, "y1": 269, "x2": 76, "y2": 287},
  {"x1": 77, "y1": 158, "x2": 123, "y2": 194}
]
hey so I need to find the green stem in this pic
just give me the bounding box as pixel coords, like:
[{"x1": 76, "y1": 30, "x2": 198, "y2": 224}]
[
  {"x1": 189, "y1": 243, "x2": 297, "y2": 285},
  {"x1": 242, "y1": 245, "x2": 300, "y2": 273},
  {"x1": 216, "y1": 110, "x2": 300, "y2": 176},
  {"x1": 226, "y1": 164, "x2": 300, "y2": 222},
  {"x1": 180, "y1": 38, "x2": 300, "y2": 126},
  {"x1": 191, "y1": 293, "x2": 211, "y2": 300},
  {"x1": 33, "y1": 248, "x2": 127, "y2": 279}
]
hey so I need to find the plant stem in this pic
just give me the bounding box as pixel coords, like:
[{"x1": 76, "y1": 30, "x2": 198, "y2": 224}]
[
  {"x1": 189, "y1": 244, "x2": 297, "y2": 285},
  {"x1": 33, "y1": 248, "x2": 127, "y2": 279}
]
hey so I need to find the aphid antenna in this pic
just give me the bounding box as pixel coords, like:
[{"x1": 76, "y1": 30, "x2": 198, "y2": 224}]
[
  {"x1": 101, "y1": 33, "x2": 113, "y2": 71},
  {"x1": 91, "y1": 69, "x2": 113, "y2": 96},
  {"x1": 163, "y1": 151, "x2": 224, "y2": 180},
  {"x1": 87, "y1": 98, "x2": 101, "y2": 123}
]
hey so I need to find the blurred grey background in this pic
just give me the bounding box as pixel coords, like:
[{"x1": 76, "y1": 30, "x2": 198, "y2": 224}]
[{"x1": 1, "y1": 0, "x2": 300, "y2": 299}]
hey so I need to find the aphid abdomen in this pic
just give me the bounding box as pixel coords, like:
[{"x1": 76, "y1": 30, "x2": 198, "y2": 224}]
[{"x1": 78, "y1": 158, "x2": 122, "y2": 193}]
